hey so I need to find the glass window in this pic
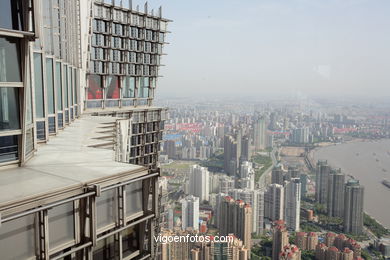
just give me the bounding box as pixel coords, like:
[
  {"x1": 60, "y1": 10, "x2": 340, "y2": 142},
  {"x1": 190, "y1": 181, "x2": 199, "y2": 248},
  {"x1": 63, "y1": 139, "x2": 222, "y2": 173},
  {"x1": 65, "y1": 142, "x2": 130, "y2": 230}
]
[
  {"x1": 48, "y1": 202, "x2": 75, "y2": 249},
  {"x1": 46, "y1": 58, "x2": 55, "y2": 114},
  {"x1": 88, "y1": 75, "x2": 103, "y2": 99},
  {"x1": 70, "y1": 67, "x2": 74, "y2": 106},
  {"x1": 125, "y1": 181, "x2": 143, "y2": 216},
  {"x1": 123, "y1": 77, "x2": 135, "y2": 98},
  {"x1": 0, "y1": 87, "x2": 20, "y2": 131},
  {"x1": 25, "y1": 128, "x2": 33, "y2": 156},
  {"x1": 63, "y1": 65, "x2": 69, "y2": 108},
  {"x1": 0, "y1": 0, "x2": 23, "y2": 30},
  {"x1": 74, "y1": 68, "x2": 78, "y2": 105},
  {"x1": 55, "y1": 62, "x2": 63, "y2": 110},
  {"x1": 106, "y1": 76, "x2": 120, "y2": 99},
  {"x1": 33, "y1": 53, "x2": 45, "y2": 118},
  {"x1": 96, "y1": 189, "x2": 116, "y2": 230},
  {"x1": 0, "y1": 214, "x2": 35, "y2": 259},
  {"x1": 138, "y1": 77, "x2": 149, "y2": 98},
  {"x1": 93, "y1": 235, "x2": 119, "y2": 260},
  {"x1": 0, "y1": 36, "x2": 21, "y2": 82},
  {"x1": 122, "y1": 225, "x2": 140, "y2": 258},
  {"x1": 0, "y1": 135, "x2": 18, "y2": 162},
  {"x1": 25, "y1": 82, "x2": 32, "y2": 125}
]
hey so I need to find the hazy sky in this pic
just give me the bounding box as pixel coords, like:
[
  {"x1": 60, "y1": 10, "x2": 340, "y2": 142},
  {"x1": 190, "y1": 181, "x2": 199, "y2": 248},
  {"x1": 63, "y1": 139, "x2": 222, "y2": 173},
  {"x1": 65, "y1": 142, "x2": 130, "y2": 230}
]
[{"x1": 133, "y1": 0, "x2": 390, "y2": 98}]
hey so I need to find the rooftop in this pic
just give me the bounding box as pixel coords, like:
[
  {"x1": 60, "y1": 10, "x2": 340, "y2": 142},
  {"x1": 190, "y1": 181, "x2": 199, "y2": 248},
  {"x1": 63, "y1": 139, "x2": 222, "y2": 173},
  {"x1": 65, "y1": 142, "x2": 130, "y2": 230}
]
[{"x1": 0, "y1": 116, "x2": 147, "y2": 214}]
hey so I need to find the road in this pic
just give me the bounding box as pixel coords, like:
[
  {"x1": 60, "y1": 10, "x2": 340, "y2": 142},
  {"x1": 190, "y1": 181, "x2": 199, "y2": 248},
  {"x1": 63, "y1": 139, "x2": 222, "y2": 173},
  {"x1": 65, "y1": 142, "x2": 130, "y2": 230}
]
[{"x1": 258, "y1": 147, "x2": 278, "y2": 189}]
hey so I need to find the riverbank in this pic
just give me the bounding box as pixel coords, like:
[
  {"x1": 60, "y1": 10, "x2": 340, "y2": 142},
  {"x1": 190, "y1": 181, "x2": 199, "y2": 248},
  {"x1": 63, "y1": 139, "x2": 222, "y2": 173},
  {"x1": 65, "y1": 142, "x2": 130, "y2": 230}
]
[{"x1": 312, "y1": 139, "x2": 390, "y2": 229}]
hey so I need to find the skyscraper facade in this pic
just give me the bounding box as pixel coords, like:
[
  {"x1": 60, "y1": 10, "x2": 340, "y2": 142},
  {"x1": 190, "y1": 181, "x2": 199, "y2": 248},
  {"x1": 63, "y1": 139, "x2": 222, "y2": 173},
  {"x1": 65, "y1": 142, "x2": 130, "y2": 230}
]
[
  {"x1": 284, "y1": 178, "x2": 301, "y2": 231},
  {"x1": 271, "y1": 165, "x2": 285, "y2": 185},
  {"x1": 272, "y1": 220, "x2": 289, "y2": 260},
  {"x1": 189, "y1": 165, "x2": 210, "y2": 202},
  {"x1": 264, "y1": 184, "x2": 285, "y2": 221},
  {"x1": 344, "y1": 180, "x2": 364, "y2": 235},
  {"x1": 315, "y1": 160, "x2": 331, "y2": 205},
  {"x1": 228, "y1": 188, "x2": 265, "y2": 234},
  {"x1": 0, "y1": 0, "x2": 170, "y2": 259},
  {"x1": 181, "y1": 195, "x2": 200, "y2": 231},
  {"x1": 224, "y1": 134, "x2": 239, "y2": 176},
  {"x1": 218, "y1": 196, "x2": 252, "y2": 250},
  {"x1": 327, "y1": 170, "x2": 345, "y2": 218},
  {"x1": 254, "y1": 116, "x2": 266, "y2": 151}
]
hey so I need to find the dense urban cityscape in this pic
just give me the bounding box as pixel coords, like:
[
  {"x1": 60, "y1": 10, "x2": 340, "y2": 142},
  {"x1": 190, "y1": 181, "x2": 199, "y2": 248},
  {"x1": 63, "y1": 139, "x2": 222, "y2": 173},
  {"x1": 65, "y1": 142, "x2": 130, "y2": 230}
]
[
  {"x1": 156, "y1": 98, "x2": 390, "y2": 259},
  {"x1": 0, "y1": 0, "x2": 389, "y2": 260}
]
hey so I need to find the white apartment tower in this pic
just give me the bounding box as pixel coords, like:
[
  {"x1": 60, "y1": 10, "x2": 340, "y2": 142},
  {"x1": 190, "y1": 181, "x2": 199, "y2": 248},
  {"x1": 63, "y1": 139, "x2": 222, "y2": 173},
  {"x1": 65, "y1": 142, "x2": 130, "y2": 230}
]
[
  {"x1": 264, "y1": 184, "x2": 285, "y2": 221},
  {"x1": 284, "y1": 178, "x2": 301, "y2": 231},
  {"x1": 189, "y1": 165, "x2": 210, "y2": 202},
  {"x1": 181, "y1": 195, "x2": 200, "y2": 231}
]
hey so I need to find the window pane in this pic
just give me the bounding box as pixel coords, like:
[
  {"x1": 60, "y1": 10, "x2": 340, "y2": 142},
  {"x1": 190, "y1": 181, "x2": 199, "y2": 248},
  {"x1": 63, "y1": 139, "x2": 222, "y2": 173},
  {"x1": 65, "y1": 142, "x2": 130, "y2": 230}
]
[
  {"x1": 63, "y1": 65, "x2": 69, "y2": 108},
  {"x1": 123, "y1": 76, "x2": 135, "y2": 98},
  {"x1": 122, "y1": 225, "x2": 140, "y2": 258},
  {"x1": 25, "y1": 81, "x2": 32, "y2": 125},
  {"x1": 0, "y1": 87, "x2": 20, "y2": 131},
  {"x1": 93, "y1": 235, "x2": 119, "y2": 260},
  {"x1": 88, "y1": 75, "x2": 103, "y2": 99},
  {"x1": 56, "y1": 62, "x2": 63, "y2": 110},
  {"x1": 33, "y1": 53, "x2": 45, "y2": 118},
  {"x1": 106, "y1": 76, "x2": 120, "y2": 99},
  {"x1": 0, "y1": 214, "x2": 35, "y2": 260},
  {"x1": 74, "y1": 68, "x2": 78, "y2": 105},
  {"x1": 138, "y1": 77, "x2": 149, "y2": 98},
  {"x1": 48, "y1": 202, "x2": 75, "y2": 249},
  {"x1": 70, "y1": 68, "x2": 74, "y2": 106},
  {"x1": 0, "y1": 36, "x2": 21, "y2": 82},
  {"x1": 46, "y1": 58, "x2": 55, "y2": 114},
  {"x1": 0, "y1": 135, "x2": 19, "y2": 162},
  {"x1": 0, "y1": 0, "x2": 23, "y2": 30},
  {"x1": 96, "y1": 189, "x2": 116, "y2": 230},
  {"x1": 126, "y1": 181, "x2": 143, "y2": 216}
]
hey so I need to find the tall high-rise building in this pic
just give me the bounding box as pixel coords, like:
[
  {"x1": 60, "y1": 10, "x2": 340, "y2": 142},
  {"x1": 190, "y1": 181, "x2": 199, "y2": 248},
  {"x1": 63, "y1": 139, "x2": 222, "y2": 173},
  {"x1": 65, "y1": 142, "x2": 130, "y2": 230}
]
[
  {"x1": 300, "y1": 174, "x2": 308, "y2": 198},
  {"x1": 344, "y1": 180, "x2": 364, "y2": 235},
  {"x1": 284, "y1": 178, "x2": 301, "y2": 231},
  {"x1": 228, "y1": 189, "x2": 265, "y2": 234},
  {"x1": 164, "y1": 139, "x2": 176, "y2": 159},
  {"x1": 184, "y1": 235, "x2": 249, "y2": 260},
  {"x1": 315, "y1": 243, "x2": 328, "y2": 260},
  {"x1": 288, "y1": 166, "x2": 300, "y2": 179},
  {"x1": 218, "y1": 197, "x2": 252, "y2": 250},
  {"x1": 219, "y1": 175, "x2": 235, "y2": 193},
  {"x1": 239, "y1": 161, "x2": 254, "y2": 179},
  {"x1": 224, "y1": 134, "x2": 239, "y2": 176},
  {"x1": 290, "y1": 128, "x2": 309, "y2": 144},
  {"x1": 307, "y1": 232, "x2": 319, "y2": 250},
  {"x1": 189, "y1": 165, "x2": 210, "y2": 202},
  {"x1": 181, "y1": 195, "x2": 200, "y2": 231},
  {"x1": 0, "y1": 0, "x2": 170, "y2": 259},
  {"x1": 272, "y1": 220, "x2": 289, "y2": 260},
  {"x1": 241, "y1": 135, "x2": 251, "y2": 161},
  {"x1": 315, "y1": 161, "x2": 331, "y2": 205},
  {"x1": 265, "y1": 184, "x2": 285, "y2": 221},
  {"x1": 254, "y1": 116, "x2": 266, "y2": 151},
  {"x1": 272, "y1": 165, "x2": 285, "y2": 185},
  {"x1": 327, "y1": 170, "x2": 345, "y2": 218},
  {"x1": 295, "y1": 232, "x2": 308, "y2": 250},
  {"x1": 209, "y1": 173, "x2": 221, "y2": 193}
]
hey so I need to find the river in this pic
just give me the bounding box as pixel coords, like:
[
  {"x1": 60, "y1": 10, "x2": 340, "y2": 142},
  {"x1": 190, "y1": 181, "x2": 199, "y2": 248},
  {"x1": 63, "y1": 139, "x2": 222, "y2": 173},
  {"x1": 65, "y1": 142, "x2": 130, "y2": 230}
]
[{"x1": 312, "y1": 139, "x2": 390, "y2": 229}]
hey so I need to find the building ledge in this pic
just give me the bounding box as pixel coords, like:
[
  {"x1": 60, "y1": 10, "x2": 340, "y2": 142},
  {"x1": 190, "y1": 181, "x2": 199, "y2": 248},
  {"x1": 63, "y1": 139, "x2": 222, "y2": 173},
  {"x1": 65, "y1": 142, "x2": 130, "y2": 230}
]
[{"x1": 0, "y1": 116, "x2": 148, "y2": 215}]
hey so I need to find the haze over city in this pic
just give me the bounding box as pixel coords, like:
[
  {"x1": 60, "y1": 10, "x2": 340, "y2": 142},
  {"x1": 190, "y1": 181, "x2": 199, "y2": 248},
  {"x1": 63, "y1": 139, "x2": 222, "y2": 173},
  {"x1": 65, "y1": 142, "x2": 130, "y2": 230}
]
[{"x1": 139, "y1": 0, "x2": 390, "y2": 98}]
